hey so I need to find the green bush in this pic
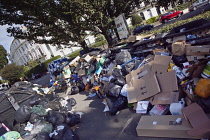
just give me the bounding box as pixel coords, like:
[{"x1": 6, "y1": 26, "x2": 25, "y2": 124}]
[
  {"x1": 1, "y1": 63, "x2": 24, "y2": 83},
  {"x1": 146, "y1": 16, "x2": 158, "y2": 24},
  {"x1": 131, "y1": 14, "x2": 143, "y2": 26}
]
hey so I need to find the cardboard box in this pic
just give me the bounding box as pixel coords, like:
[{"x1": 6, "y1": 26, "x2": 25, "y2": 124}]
[
  {"x1": 128, "y1": 34, "x2": 154, "y2": 42},
  {"x1": 172, "y1": 41, "x2": 187, "y2": 56},
  {"x1": 127, "y1": 74, "x2": 160, "y2": 103},
  {"x1": 150, "y1": 92, "x2": 179, "y2": 105},
  {"x1": 173, "y1": 35, "x2": 186, "y2": 43},
  {"x1": 136, "y1": 115, "x2": 200, "y2": 139},
  {"x1": 182, "y1": 103, "x2": 210, "y2": 137},
  {"x1": 156, "y1": 70, "x2": 178, "y2": 93},
  {"x1": 84, "y1": 54, "x2": 92, "y2": 62},
  {"x1": 186, "y1": 45, "x2": 210, "y2": 56},
  {"x1": 187, "y1": 56, "x2": 205, "y2": 62}
]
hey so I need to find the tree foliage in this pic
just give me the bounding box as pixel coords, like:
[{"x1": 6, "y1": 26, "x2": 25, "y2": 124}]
[
  {"x1": 131, "y1": 14, "x2": 143, "y2": 26},
  {"x1": 0, "y1": 63, "x2": 24, "y2": 83},
  {"x1": 0, "y1": 0, "x2": 142, "y2": 49},
  {"x1": 0, "y1": 45, "x2": 8, "y2": 69}
]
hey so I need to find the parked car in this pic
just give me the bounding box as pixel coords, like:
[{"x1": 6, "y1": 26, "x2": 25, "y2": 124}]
[
  {"x1": 189, "y1": 0, "x2": 210, "y2": 11},
  {"x1": 133, "y1": 25, "x2": 154, "y2": 35},
  {"x1": 159, "y1": 11, "x2": 183, "y2": 23}
]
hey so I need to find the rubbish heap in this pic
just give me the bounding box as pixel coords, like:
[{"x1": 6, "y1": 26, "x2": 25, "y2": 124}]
[
  {"x1": 52, "y1": 38, "x2": 210, "y2": 139},
  {"x1": 0, "y1": 81, "x2": 81, "y2": 140},
  {"x1": 53, "y1": 20, "x2": 210, "y2": 139},
  {"x1": 1, "y1": 18, "x2": 210, "y2": 139}
]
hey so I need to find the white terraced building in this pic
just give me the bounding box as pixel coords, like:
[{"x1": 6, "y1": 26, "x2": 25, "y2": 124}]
[{"x1": 8, "y1": 38, "x2": 81, "y2": 66}]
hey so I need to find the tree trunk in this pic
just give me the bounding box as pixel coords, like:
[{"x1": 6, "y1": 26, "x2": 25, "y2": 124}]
[
  {"x1": 100, "y1": 27, "x2": 113, "y2": 47},
  {"x1": 80, "y1": 40, "x2": 89, "y2": 53}
]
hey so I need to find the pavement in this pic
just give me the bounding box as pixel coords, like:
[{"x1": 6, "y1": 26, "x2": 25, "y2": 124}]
[{"x1": 33, "y1": 74, "x2": 197, "y2": 140}]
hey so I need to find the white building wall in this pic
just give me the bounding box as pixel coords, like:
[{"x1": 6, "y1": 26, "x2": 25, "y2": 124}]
[
  {"x1": 150, "y1": 7, "x2": 158, "y2": 17},
  {"x1": 85, "y1": 35, "x2": 95, "y2": 46},
  {"x1": 9, "y1": 38, "x2": 81, "y2": 66}
]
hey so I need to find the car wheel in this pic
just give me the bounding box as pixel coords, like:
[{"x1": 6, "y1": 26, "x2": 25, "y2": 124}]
[
  {"x1": 164, "y1": 19, "x2": 168, "y2": 23},
  {"x1": 149, "y1": 26, "x2": 153, "y2": 30},
  {"x1": 178, "y1": 13, "x2": 182, "y2": 17},
  {"x1": 193, "y1": 6, "x2": 197, "y2": 11}
]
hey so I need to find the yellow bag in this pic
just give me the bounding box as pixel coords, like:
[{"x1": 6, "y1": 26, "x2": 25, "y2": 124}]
[{"x1": 195, "y1": 78, "x2": 210, "y2": 98}]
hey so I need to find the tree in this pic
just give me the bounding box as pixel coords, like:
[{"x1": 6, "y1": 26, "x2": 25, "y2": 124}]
[
  {"x1": 0, "y1": 63, "x2": 24, "y2": 83},
  {"x1": 0, "y1": 0, "x2": 142, "y2": 50},
  {"x1": 0, "y1": 45, "x2": 8, "y2": 69},
  {"x1": 95, "y1": 35, "x2": 105, "y2": 43},
  {"x1": 131, "y1": 14, "x2": 143, "y2": 26}
]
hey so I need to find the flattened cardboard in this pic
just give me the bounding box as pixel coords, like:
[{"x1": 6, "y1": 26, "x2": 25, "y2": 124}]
[
  {"x1": 132, "y1": 74, "x2": 160, "y2": 102},
  {"x1": 187, "y1": 56, "x2": 205, "y2": 62},
  {"x1": 126, "y1": 86, "x2": 137, "y2": 103},
  {"x1": 150, "y1": 92, "x2": 179, "y2": 105},
  {"x1": 136, "y1": 115, "x2": 200, "y2": 139},
  {"x1": 156, "y1": 70, "x2": 178, "y2": 93},
  {"x1": 128, "y1": 34, "x2": 153, "y2": 42},
  {"x1": 84, "y1": 54, "x2": 92, "y2": 62},
  {"x1": 69, "y1": 56, "x2": 80, "y2": 66},
  {"x1": 182, "y1": 103, "x2": 210, "y2": 137},
  {"x1": 173, "y1": 35, "x2": 186, "y2": 43},
  {"x1": 151, "y1": 64, "x2": 168, "y2": 75},
  {"x1": 153, "y1": 55, "x2": 171, "y2": 65},
  {"x1": 186, "y1": 45, "x2": 210, "y2": 56}
]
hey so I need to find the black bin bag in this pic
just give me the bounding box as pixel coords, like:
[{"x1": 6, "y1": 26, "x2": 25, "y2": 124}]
[
  {"x1": 35, "y1": 132, "x2": 50, "y2": 140},
  {"x1": 14, "y1": 105, "x2": 32, "y2": 123},
  {"x1": 104, "y1": 83, "x2": 122, "y2": 98},
  {"x1": 51, "y1": 124, "x2": 77, "y2": 140},
  {"x1": 106, "y1": 95, "x2": 128, "y2": 115},
  {"x1": 115, "y1": 51, "x2": 132, "y2": 65}
]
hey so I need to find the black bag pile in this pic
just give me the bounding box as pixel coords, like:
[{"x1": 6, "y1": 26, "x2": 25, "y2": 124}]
[
  {"x1": 6, "y1": 81, "x2": 81, "y2": 140},
  {"x1": 102, "y1": 51, "x2": 136, "y2": 115}
]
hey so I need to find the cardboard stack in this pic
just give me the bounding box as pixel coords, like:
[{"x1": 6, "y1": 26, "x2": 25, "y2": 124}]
[{"x1": 134, "y1": 34, "x2": 210, "y2": 139}]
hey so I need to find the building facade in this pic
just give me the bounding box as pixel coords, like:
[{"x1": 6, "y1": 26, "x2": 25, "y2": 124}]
[{"x1": 8, "y1": 38, "x2": 81, "y2": 66}]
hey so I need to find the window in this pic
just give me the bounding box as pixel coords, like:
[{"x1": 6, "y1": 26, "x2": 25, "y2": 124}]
[
  {"x1": 38, "y1": 48, "x2": 44, "y2": 55},
  {"x1": 25, "y1": 44, "x2": 28, "y2": 49},
  {"x1": 17, "y1": 39, "x2": 20, "y2": 43},
  {"x1": 22, "y1": 46, "x2": 25, "y2": 51},
  {"x1": 140, "y1": 12, "x2": 145, "y2": 20}
]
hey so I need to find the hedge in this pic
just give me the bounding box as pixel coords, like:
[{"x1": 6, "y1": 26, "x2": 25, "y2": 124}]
[
  {"x1": 67, "y1": 49, "x2": 81, "y2": 59},
  {"x1": 142, "y1": 10, "x2": 210, "y2": 35},
  {"x1": 170, "y1": 0, "x2": 197, "y2": 11},
  {"x1": 89, "y1": 40, "x2": 107, "y2": 48},
  {"x1": 146, "y1": 16, "x2": 158, "y2": 24},
  {"x1": 24, "y1": 55, "x2": 61, "y2": 78}
]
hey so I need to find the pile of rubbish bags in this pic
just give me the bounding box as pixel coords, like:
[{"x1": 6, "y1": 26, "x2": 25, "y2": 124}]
[{"x1": 0, "y1": 81, "x2": 80, "y2": 140}]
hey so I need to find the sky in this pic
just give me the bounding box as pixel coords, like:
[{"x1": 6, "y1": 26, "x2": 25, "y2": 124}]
[{"x1": 0, "y1": 25, "x2": 15, "y2": 53}]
